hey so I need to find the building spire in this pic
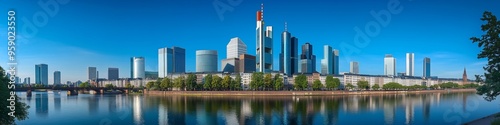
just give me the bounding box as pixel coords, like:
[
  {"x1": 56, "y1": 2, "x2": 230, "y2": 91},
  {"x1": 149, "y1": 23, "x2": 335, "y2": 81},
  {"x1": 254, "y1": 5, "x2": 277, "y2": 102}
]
[
  {"x1": 261, "y1": 3, "x2": 264, "y2": 21},
  {"x1": 284, "y1": 22, "x2": 287, "y2": 31}
]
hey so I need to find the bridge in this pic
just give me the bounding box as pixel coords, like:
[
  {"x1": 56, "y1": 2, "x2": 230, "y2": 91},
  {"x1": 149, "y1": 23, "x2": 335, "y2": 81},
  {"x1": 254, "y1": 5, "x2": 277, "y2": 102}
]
[{"x1": 15, "y1": 87, "x2": 142, "y2": 96}]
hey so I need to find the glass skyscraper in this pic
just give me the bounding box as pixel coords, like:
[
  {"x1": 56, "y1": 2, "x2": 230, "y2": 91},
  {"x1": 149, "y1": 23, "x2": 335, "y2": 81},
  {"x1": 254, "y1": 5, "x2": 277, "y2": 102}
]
[
  {"x1": 35, "y1": 64, "x2": 48, "y2": 85},
  {"x1": 333, "y1": 49, "x2": 339, "y2": 75},
  {"x1": 321, "y1": 45, "x2": 333, "y2": 75},
  {"x1": 406, "y1": 53, "x2": 414, "y2": 76},
  {"x1": 108, "y1": 68, "x2": 119, "y2": 80},
  {"x1": 158, "y1": 46, "x2": 185, "y2": 78},
  {"x1": 384, "y1": 54, "x2": 396, "y2": 76},
  {"x1": 423, "y1": 57, "x2": 431, "y2": 78},
  {"x1": 300, "y1": 43, "x2": 316, "y2": 73},
  {"x1": 196, "y1": 50, "x2": 218, "y2": 72},
  {"x1": 280, "y1": 23, "x2": 297, "y2": 76},
  {"x1": 256, "y1": 4, "x2": 273, "y2": 73},
  {"x1": 54, "y1": 71, "x2": 61, "y2": 85},
  {"x1": 131, "y1": 57, "x2": 145, "y2": 79}
]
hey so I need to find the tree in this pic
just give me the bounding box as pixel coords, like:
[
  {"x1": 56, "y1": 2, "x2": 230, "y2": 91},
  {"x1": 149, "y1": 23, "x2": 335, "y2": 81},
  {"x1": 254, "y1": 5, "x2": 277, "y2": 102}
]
[
  {"x1": 294, "y1": 75, "x2": 308, "y2": 90},
  {"x1": 212, "y1": 75, "x2": 222, "y2": 91},
  {"x1": 222, "y1": 75, "x2": 232, "y2": 90},
  {"x1": 79, "y1": 82, "x2": 91, "y2": 89},
  {"x1": 204, "y1": 74, "x2": 213, "y2": 90},
  {"x1": 325, "y1": 76, "x2": 335, "y2": 90},
  {"x1": 357, "y1": 80, "x2": 369, "y2": 90},
  {"x1": 274, "y1": 74, "x2": 284, "y2": 91},
  {"x1": 471, "y1": 11, "x2": 500, "y2": 101},
  {"x1": 250, "y1": 72, "x2": 264, "y2": 90},
  {"x1": 146, "y1": 81, "x2": 155, "y2": 90},
  {"x1": 382, "y1": 82, "x2": 404, "y2": 90},
  {"x1": 105, "y1": 84, "x2": 114, "y2": 90},
  {"x1": 173, "y1": 76, "x2": 185, "y2": 90},
  {"x1": 0, "y1": 66, "x2": 29, "y2": 124},
  {"x1": 264, "y1": 73, "x2": 274, "y2": 90},
  {"x1": 186, "y1": 74, "x2": 197, "y2": 91},
  {"x1": 345, "y1": 83, "x2": 355, "y2": 90},
  {"x1": 125, "y1": 82, "x2": 132, "y2": 89},
  {"x1": 312, "y1": 79, "x2": 323, "y2": 91},
  {"x1": 160, "y1": 78, "x2": 172, "y2": 91},
  {"x1": 232, "y1": 73, "x2": 242, "y2": 90},
  {"x1": 372, "y1": 84, "x2": 380, "y2": 90}
]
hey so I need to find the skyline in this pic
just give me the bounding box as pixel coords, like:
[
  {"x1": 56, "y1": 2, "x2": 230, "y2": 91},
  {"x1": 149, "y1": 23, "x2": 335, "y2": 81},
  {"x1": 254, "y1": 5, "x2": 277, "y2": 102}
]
[{"x1": 1, "y1": 0, "x2": 499, "y2": 83}]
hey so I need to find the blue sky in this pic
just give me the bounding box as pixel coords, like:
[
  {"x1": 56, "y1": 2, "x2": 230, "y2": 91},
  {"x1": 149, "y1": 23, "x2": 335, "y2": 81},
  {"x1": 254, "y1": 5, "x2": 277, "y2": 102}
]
[{"x1": 0, "y1": 0, "x2": 498, "y2": 84}]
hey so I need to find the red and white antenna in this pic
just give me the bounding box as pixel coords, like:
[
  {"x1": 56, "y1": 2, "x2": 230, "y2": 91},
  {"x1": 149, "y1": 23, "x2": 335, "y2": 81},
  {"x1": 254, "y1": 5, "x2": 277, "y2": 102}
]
[{"x1": 261, "y1": 3, "x2": 264, "y2": 21}]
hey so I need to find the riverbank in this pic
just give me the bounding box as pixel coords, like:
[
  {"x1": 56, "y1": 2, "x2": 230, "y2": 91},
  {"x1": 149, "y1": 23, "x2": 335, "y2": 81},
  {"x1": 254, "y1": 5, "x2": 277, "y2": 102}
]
[{"x1": 144, "y1": 89, "x2": 477, "y2": 96}]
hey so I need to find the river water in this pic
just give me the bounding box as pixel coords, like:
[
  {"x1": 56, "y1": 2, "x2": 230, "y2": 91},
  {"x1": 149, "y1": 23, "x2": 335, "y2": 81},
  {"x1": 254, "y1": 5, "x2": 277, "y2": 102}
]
[{"x1": 14, "y1": 91, "x2": 500, "y2": 125}]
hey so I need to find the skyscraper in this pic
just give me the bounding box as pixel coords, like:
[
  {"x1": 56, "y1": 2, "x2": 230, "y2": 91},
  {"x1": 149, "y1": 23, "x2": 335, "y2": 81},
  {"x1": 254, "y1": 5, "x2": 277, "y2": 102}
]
[
  {"x1": 239, "y1": 54, "x2": 256, "y2": 73},
  {"x1": 35, "y1": 64, "x2": 48, "y2": 85},
  {"x1": 256, "y1": 4, "x2": 273, "y2": 73},
  {"x1": 406, "y1": 53, "x2": 414, "y2": 76},
  {"x1": 321, "y1": 45, "x2": 333, "y2": 75},
  {"x1": 158, "y1": 46, "x2": 185, "y2": 78},
  {"x1": 423, "y1": 57, "x2": 431, "y2": 78},
  {"x1": 54, "y1": 71, "x2": 61, "y2": 85},
  {"x1": 88, "y1": 67, "x2": 97, "y2": 80},
  {"x1": 131, "y1": 57, "x2": 145, "y2": 79},
  {"x1": 108, "y1": 68, "x2": 119, "y2": 80},
  {"x1": 384, "y1": 54, "x2": 396, "y2": 76},
  {"x1": 24, "y1": 77, "x2": 30, "y2": 84},
  {"x1": 196, "y1": 50, "x2": 218, "y2": 72},
  {"x1": 280, "y1": 22, "x2": 297, "y2": 76},
  {"x1": 300, "y1": 43, "x2": 316, "y2": 73},
  {"x1": 333, "y1": 49, "x2": 339, "y2": 75},
  {"x1": 227, "y1": 37, "x2": 247, "y2": 58},
  {"x1": 222, "y1": 37, "x2": 247, "y2": 73},
  {"x1": 350, "y1": 61, "x2": 359, "y2": 74}
]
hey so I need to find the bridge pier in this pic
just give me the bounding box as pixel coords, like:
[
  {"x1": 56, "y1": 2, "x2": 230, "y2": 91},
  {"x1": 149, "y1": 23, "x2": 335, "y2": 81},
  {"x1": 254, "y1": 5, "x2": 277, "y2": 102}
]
[
  {"x1": 124, "y1": 89, "x2": 129, "y2": 94},
  {"x1": 27, "y1": 90, "x2": 32, "y2": 97},
  {"x1": 100, "y1": 89, "x2": 104, "y2": 94},
  {"x1": 67, "y1": 90, "x2": 78, "y2": 96}
]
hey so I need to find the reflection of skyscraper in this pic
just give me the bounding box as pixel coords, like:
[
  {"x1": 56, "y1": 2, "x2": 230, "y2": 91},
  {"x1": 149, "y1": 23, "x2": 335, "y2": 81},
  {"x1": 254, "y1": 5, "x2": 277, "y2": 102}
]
[
  {"x1": 405, "y1": 102, "x2": 414, "y2": 124},
  {"x1": 54, "y1": 92, "x2": 61, "y2": 111},
  {"x1": 133, "y1": 96, "x2": 144, "y2": 124},
  {"x1": 158, "y1": 101, "x2": 168, "y2": 125},
  {"x1": 35, "y1": 93, "x2": 48, "y2": 117},
  {"x1": 383, "y1": 102, "x2": 395, "y2": 125}
]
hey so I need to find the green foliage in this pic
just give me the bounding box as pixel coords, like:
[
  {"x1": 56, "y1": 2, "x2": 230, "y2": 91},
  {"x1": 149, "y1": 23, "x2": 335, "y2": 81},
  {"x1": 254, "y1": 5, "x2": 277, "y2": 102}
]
[
  {"x1": 345, "y1": 83, "x2": 355, "y2": 90},
  {"x1": 325, "y1": 76, "x2": 335, "y2": 90},
  {"x1": 173, "y1": 76, "x2": 185, "y2": 90},
  {"x1": 464, "y1": 83, "x2": 480, "y2": 88},
  {"x1": 211, "y1": 75, "x2": 222, "y2": 91},
  {"x1": 491, "y1": 118, "x2": 500, "y2": 125},
  {"x1": 356, "y1": 81, "x2": 369, "y2": 90},
  {"x1": 312, "y1": 79, "x2": 323, "y2": 91},
  {"x1": 274, "y1": 74, "x2": 284, "y2": 91},
  {"x1": 160, "y1": 78, "x2": 172, "y2": 90},
  {"x1": 125, "y1": 82, "x2": 132, "y2": 89},
  {"x1": 372, "y1": 84, "x2": 380, "y2": 90},
  {"x1": 294, "y1": 74, "x2": 308, "y2": 90},
  {"x1": 471, "y1": 11, "x2": 500, "y2": 101},
  {"x1": 222, "y1": 75, "x2": 232, "y2": 90},
  {"x1": 439, "y1": 82, "x2": 459, "y2": 89},
  {"x1": 231, "y1": 73, "x2": 242, "y2": 90},
  {"x1": 264, "y1": 73, "x2": 274, "y2": 90},
  {"x1": 186, "y1": 74, "x2": 197, "y2": 91},
  {"x1": 34, "y1": 84, "x2": 44, "y2": 88},
  {"x1": 104, "y1": 84, "x2": 115, "y2": 89},
  {"x1": 0, "y1": 66, "x2": 29, "y2": 124},
  {"x1": 430, "y1": 84, "x2": 440, "y2": 89},
  {"x1": 79, "y1": 82, "x2": 91, "y2": 88},
  {"x1": 146, "y1": 81, "x2": 155, "y2": 90},
  {"x1": 250, "y1": 72, "x2": 264, "y2": 90},
  {"x1": 203, "y1": 74, "x2": 213, "y2": 90},
  {"x1": 382, "y1": 82, "x2": 404, "y2": 90}
]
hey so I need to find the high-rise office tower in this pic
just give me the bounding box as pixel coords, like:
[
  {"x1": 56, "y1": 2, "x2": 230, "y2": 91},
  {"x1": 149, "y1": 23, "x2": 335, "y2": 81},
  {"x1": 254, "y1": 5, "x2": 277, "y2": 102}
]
[
  {"x1": 300, "y1": 43, "x2": 316, "y2": 73},
  {"x1": 291, "y1": 37, "x2": 299, "y2": 75},
  {"x1": 131, "y1": 57, "x2": 145, "y2": 79},
  {"x1": 108, "y1": 68, "x2": 119, "y2": 80},
  {"x1": 196, "y1": 50, "x2": 218, "y2": 72},
  {"x1": 24, "y1": 77, "x2": 30, "y2": 84},
  {"x1": 88, "y1": 67, "x2": 97, "y2": 80},
  {"x1": 423, "y1": 57, "x2": 431, "y2": 78},
  {"x1": 280, "y1": 22, "x2": 298, "y2": 76},
  {"x1": 35, "y1": 64, "x2": 48, "y2": 85},
  {"x1": 239, "y1": 54, "x2": 256, "y2": 73},
  {"x1": 256, "y1": 4, "x2": 273, "y2": 73},
  {"x1": 384, "y1": 54, "x2": 396, "y2": 76},
  {"x1": 222, "y1": 37, "x2": 247, "y2": 73},
  {"x1": 333, "y1": 49, "x2": 339, "y2": 75},
  {"x1": 321, "y1": 45, "x2": 333, "y2": 75},
  {"x1": 54, "y1": 71, "x2": 61, "y2": 85},
  {"x1": 227, "y1": 37, "x2": 247, "y2": 58},
  {"x1": 350, "y1": 61, "x2": 359, "y2": 74},
  {"x1": 406, "y1": 53, "x2": 414, "y2": 76},
  {"x1": 158, "y1": 46, "x2": 185, "y2": 78}
]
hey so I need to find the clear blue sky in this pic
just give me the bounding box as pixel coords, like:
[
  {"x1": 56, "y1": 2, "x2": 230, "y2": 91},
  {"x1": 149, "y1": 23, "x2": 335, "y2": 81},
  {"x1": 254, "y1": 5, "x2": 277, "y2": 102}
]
[{"x1": 1, "y1": 0, "x2": 498, "y2": 84}]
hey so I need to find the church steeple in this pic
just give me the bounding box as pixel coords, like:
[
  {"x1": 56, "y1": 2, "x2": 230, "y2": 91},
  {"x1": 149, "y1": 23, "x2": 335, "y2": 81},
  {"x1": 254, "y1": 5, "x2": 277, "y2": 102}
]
[{"x1": 463, "y1": 67, "x2": 468, "y2": 84}]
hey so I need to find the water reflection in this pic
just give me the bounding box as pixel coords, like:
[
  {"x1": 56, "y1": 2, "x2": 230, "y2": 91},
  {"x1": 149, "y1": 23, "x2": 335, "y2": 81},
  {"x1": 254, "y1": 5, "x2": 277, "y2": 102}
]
[
  {"x1": 35, "y1": 93, "x2": 48, "y2": 117},
  {"x1": 17, "y1": 91, "x2": 499, "y2": 125}
]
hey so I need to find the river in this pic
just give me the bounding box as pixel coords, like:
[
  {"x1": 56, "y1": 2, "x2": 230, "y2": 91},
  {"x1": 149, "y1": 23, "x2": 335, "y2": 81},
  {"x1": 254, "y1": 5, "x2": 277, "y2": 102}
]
[{"x1": 14, "y1": 91, "x2": 500, "y2": 125}]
